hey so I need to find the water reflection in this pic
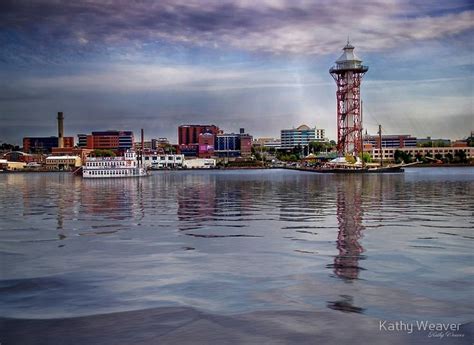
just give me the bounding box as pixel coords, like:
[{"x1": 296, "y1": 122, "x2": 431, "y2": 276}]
[
  {"x1": 81, "y1": 179, "x2": 141, "y2": 221},
  {"x1": 177, "y1": 175, "x2": 217, "y2": 229},
  {"x1": 1, "y1": 169, "x2": 473, "y2": 325},
  {"x1": 330, "y1": 176, "x2": 365, "y2": 281},
  {"x1": 327, "y1": 295, "x2": 365, "y2": 314}
]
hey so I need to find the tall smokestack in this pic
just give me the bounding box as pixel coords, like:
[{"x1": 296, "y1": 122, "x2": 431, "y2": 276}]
[
  {"x1": 57, "y1": 112, "x2": 64, "y2": 148},
  {"x1": 141, "y1": 128, "x2": 144, "y2": 165}
]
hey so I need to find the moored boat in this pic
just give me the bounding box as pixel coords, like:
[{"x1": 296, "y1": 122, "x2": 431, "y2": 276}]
[{"x1": 83, "y1": 150, "x2": 148, "y2": 178}]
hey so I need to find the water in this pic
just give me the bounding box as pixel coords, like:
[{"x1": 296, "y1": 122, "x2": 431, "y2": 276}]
[{"x1": 0, "y1": 168, "x2": 473, "y2": 344}]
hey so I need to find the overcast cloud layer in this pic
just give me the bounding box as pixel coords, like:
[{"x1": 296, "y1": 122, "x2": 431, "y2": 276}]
[{"x1": 0, "y1": 0, "x2": 473, "y2": 143}]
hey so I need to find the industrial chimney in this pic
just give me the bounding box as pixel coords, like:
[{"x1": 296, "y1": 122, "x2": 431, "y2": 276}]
[{"x1": 57, "y1": 112, "x2": 64, "y2": 148}]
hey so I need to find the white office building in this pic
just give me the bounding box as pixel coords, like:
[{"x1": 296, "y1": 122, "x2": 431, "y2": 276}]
[
  {"x1": 280, "y1": 125, "x2": 325, "y2": 149},
  {"x1": 143, "y1": 154, "x2": 184, "y2": 169}
]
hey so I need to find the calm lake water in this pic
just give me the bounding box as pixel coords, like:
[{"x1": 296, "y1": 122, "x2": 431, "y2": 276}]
[{"x1": 0, "y1": 168, "x2": 473, "y2": 344}]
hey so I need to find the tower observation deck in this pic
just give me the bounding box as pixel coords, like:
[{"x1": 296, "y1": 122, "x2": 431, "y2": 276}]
[{"x1": 330, "y1": 42, "x2": 368, "y2": 156}]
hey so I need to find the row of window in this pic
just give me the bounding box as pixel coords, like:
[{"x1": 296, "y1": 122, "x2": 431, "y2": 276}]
[
  {"x1": 144, "y1": 156, "x2": 182, "y2": 161},
  {"x1": 87, "y1": 161, "x2": 131, "y2": 167},
  {"x1": 87, "y1": 169, "x2": 133, "y2": 176},
  {"x1": 47, "y1": 160, "x2": 75, "y2": 164},
  {"x1": 374, "y1": 149, "x2": 469, "y2": 154}
]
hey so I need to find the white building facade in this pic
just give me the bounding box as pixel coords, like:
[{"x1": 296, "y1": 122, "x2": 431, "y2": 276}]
[
  {"x1": 183, "y1": 158, "x2": 216, "y2": 169},
  {"x1": 143, "y1": 154, "x2": 184, "y2": 169},
  {"x1": 370, "y1": 147, "x2": 473, "y2": 162},
  {"x1": 280, "y1": 125, "x2": 325, "y2": 149},
  {"x1": 45, "y1": 155, "x2": 82, "y2": 170}
]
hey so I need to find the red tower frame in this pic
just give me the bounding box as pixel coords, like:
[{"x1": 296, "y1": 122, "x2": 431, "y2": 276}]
[{"x1": 330, "y1": 43, "x2": 368, "y2": 156}]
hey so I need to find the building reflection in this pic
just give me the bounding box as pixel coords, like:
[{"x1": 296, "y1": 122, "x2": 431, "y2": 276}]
[
  {"x1": 177, "y1": 175, "x2": 217, "y2": 230},
  {"x1": 80, "y1": 178, "x2": 138, "y2": 221},
  {"x1": 176, "y1": 175, "x2": 254, "y2": 232}
]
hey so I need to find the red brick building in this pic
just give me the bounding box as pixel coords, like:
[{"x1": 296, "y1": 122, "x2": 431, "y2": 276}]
[
  {"x1": 178, "y1": 125, "x2": 219, "y2": 145},
  {"x1": 198, "y1": 133, "x2": 215, "y2": 158},
  {"x1": 239, "y1": 134, "x2": 253, "y2": 157},
  {"x1": 178, "y1": 125, "x2": 219, "y2": 157},
  {"x1": 79, "y1": 131, "x2": 134, "y2": 151}
]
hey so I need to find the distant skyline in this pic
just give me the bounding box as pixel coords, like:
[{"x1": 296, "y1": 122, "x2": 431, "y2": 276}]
[{"x1": 1, "y1": 0, "x2": 473, "y2": 145}]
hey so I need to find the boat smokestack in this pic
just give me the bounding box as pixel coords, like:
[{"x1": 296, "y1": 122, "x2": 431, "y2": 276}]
[
  {"x1": 141, "y1": 128, "x2": 144, "y2": 165},
  {"x1": 57, "y1": 112, "x2": 64, "y2": 148}
]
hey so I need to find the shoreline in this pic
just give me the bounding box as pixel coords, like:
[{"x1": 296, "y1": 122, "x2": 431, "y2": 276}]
[{"x1": 1, "y1": 163, "x2": 472, "y2": 174}]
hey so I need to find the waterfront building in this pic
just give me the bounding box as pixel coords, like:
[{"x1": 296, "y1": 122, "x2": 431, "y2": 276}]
[
  {"x1": 85, "y1": 130, "x2": 134, "y2": 151},
  {"x1": 253, "y1": 138, "x2": 281, "y2": 149},
  {"x1": 134, "y1": 141, "x2": 153, "y2": 150},
  {"x1": 238, "y1": 128, "x2": 253, "y2": 158},
  {"x1": 240, "y1": 134, "x2": 253, "y2": 157},
  {"x1": 77, "y1": 134, "x2": 88, "y2": 147},
  {"x1": 364, "y1": 134, "x2": 417, "y2": 148},
  {"x1": 369, "y1": 146, "x2": 474, "y2": 162},
  {"x1": 198, "y1": 132, "x2": 215, "y2": 158},
  {"x1": 23, "y1": 136, "x2": 74, "y2": 154},
  {"x1": 215, "y1": 133, "x2": 241, "y2": 157},
  {"x1": 143, "y1": 153, "x2": 184, "y2": 169},
  {"x1": 77, "y1": 134, "x2": 87, "y2": 147},
  {"x1": 151, "y1": 138, "x2": 169, "y2": 149},
  {"x1": 45, "y1": 156, "x2": 82, "y2": 170},
  {"x1": 51, "y1": 147, "x2": 93, "y2": 162},
  {"x1": 183, "y1": 158, "x2": 216, "y2": 169},
  {"x1": 178, "y1": 125, "x2": 220, "y2": 145},
  {"x1": 2, "y1": 151, "x2": 36, "y2": 163},
  {"x1": 179, "y1": 144, "x2": 199, "y2": 157},
  {"x1": 280, "y1": 125, "x2": 324, "y2": 149},
  {"x1": 416, "y1": 137, "x2": 451, "y2": 147},
  {"x1": 178, "y1": 124, "x2": 219, "y2": 157},
  {"x1": 0, "y1": 159, "x2": 26, "y2": 171},
  {"x1": 451, "y1": 140, "x2": 467, "y2": 147}
]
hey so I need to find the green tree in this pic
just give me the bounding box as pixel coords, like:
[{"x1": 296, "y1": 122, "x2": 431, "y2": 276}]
[
  {"x1": 445, "y1": 152, "x2": 453, "y2": 163},
  {"x1": 360, "y1": 152, "x2": 372, "y2": 163},
  {"x1": 92, "y1": 149, "x2": 116, "y2": 157},
  {"x1": 394, "y1": 150, "x2": 412, "y2": 164},
  {"x1": 345, "y1": 154, "x2": 356, "y2": 164},
  {"x1": 454, "y1": 150, "x2": 467, "y2": 163}
]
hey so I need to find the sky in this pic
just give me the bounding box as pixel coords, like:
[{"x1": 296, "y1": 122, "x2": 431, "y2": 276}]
[{"x1": 0, "y1": 0, "x2": 473, "y2": 145}]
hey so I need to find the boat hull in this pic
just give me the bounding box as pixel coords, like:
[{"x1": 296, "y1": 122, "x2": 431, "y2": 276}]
[{"x1": 82, "y1": 168, "x2": 148, "y2": 178}]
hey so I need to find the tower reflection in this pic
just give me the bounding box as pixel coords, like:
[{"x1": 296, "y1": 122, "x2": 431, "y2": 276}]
[
  {"x1": 331, "y1": 175, "x2": 365, "y2": 281},
  {"x1": 327, "y1": 175, "x2": 366, "y2": 314}
]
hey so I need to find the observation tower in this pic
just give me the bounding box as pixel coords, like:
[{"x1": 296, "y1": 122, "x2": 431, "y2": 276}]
[{"x1": 330, "y1": 41, "x2": 368, "y2": 156}]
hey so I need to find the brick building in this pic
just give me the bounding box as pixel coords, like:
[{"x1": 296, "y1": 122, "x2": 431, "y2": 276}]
[{"x1": 23, "y1": 136, "x2": 74, "y2": 154}]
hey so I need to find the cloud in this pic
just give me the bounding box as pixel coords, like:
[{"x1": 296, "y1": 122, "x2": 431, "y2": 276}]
[
  {"x1": 0, "y1": 0, "x2": 472, "y2": 61},
  {"x1": 7, "y1": 63, "x2": 328, "y2": 93}
]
